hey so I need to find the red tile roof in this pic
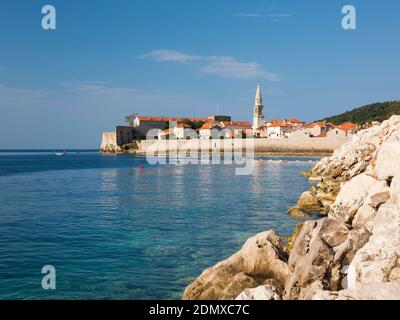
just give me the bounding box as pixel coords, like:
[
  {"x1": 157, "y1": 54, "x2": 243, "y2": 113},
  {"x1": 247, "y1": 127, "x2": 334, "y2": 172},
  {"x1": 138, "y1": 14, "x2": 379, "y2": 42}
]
[
  {"x1": 306, "y1": 121, "x2": 324, "y2": 129},
  {"x1": 137, "y1": 116, "x2": 207, "y2": 122},
  {"x1": 221, "y1": 121, "x2": 252, "y2": 127},
  {"x1": 286, "y1": 118, "x2": 302, "y2": 123},
  {"x1": 200, "y1": 122, "x2": 221, "y2": 130},
  {"x1": 268, "y1": 124, "x2": 292, "y2": 128},
  {"x1": 337, "y1": 122, "x2": 358, "y2": 131},
  {"x1": 266, "y1": 119, "x2": 304, "y2": 127},
  {"x1": 267, "y1": 120, "x2": 290, "y2": 126},
  {"x1": 306, "y1": 121, "x2": 335, "y2": 129},
  {"x1": 176, "y1": 123, "x2": 191, "y2": 128}
]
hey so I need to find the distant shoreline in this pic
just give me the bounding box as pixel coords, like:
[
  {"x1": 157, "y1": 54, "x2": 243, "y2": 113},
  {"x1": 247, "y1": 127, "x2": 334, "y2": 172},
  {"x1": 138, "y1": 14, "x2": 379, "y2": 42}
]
[
  {"x1": 100, "y1": 150, "x2": 331, "y2": 158},
  {"x1": 0, "y1": 149, "x2": 98, "y2": 153}
]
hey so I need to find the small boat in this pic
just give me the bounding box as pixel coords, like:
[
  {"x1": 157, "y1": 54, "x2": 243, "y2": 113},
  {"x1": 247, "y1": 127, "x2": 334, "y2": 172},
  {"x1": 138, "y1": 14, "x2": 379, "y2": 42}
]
[{"x1": 54, "y1": 150, "x2": 67, "y2": 156}]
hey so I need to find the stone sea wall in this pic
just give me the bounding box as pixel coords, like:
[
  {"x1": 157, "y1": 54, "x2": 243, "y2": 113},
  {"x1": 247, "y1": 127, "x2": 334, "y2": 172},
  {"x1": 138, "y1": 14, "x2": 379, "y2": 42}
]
[
  {"x1": 100, "y1": 132, "x2": 121, "y2": 153},
  {"x1": 136, "y1": 136, "x2": 348, "y2": 155},
  {"x1": 183, "y1": 115, "x2": 400, "y2": 300}
]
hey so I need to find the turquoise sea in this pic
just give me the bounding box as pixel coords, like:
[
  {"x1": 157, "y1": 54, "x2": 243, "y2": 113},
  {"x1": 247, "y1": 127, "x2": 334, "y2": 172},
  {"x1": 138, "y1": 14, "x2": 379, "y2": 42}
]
[{"x1": 0, "y1": 151, "x2": 314, "y2": 299}]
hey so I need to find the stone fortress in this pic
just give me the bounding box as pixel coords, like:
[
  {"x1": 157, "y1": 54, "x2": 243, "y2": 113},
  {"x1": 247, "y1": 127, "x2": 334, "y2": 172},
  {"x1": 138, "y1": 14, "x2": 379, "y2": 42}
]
[{"x1": 100, "y1": 84, "x2": 362, "y2": 154}]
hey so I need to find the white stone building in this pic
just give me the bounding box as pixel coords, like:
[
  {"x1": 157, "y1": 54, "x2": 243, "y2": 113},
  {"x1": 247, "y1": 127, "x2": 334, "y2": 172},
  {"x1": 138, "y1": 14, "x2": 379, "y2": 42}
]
[{"x1": 199, "y1": 122, "x2": 223, "y2": 139}]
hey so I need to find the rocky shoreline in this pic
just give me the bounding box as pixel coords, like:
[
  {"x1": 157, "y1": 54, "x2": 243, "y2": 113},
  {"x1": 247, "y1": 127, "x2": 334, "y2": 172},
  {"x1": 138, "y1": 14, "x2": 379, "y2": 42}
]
[{"x1": 183, "y1": 115, "x2": 400, "y2": 300}]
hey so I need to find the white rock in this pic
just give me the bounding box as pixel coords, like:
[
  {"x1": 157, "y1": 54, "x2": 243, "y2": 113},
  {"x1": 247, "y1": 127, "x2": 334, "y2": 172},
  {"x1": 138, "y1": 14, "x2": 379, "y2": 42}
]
[
  {"x1": 236, "y1": 285, "x2": 281, "y2": 300},
  {"x1": 183, "y1": 230, "x2": 291, "y2": 300},
  {"x1": 390, "y1": 173, "x2": 400, "y2": 206},
  {"x1": 373, "y1": 140, "x2": 400, "y2": 180},
  {"x1": 347, "y1": 203, "x2": 400, "y2": 288},
  {"x1": 352, "y1": 180, "x2": 390, "y2": 231},
  {"x1": 312, "y1": 282, "x2": 400, "y2": 300},
  {"x1": 329, "y1": 173, "x2": 377, "y2": 223},
  {"x1": 352, "y1": 204, "x2": 377, "y2": 232}
]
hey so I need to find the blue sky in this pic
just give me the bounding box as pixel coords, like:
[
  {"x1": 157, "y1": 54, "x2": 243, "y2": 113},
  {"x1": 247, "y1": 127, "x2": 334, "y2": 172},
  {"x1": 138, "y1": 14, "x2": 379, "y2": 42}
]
[{"x1": 0, "y1": 0, "x2": 399, "y2": 148}]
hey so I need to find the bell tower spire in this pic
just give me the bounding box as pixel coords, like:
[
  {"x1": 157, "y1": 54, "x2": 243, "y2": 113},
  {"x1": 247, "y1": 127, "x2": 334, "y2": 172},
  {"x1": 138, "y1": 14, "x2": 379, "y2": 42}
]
[{"x1": 253, "y1": 83, "x2": 264, "y2": 130}]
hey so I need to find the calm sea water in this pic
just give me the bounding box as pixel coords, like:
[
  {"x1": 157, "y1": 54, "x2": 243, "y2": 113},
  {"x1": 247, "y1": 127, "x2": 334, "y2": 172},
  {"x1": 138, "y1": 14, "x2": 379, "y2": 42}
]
[{"x1": 0, "y1": 151, "x2": 314, "y2": 299}]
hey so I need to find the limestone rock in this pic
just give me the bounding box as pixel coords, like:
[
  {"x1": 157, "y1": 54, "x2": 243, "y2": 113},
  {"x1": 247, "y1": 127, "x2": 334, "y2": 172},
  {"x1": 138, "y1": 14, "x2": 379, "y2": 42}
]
[
  {"x1": 389, "y1": 268, "x2": 400, "y2": 281},
  {"x1": 285, "y1": 223, "x2": 304, "y2": 253},
  {"x1": 184, "y1": 116, "x2": 400, "y2": 300},
  {"x1": 287, "y1": 206, "x2": 306, "y2": 218},
  {"x1": 222, "y1": 273, "x2": 257, "y2": 300},
  {"x1": 263, "y1": 278, "x2": 284, "y2": 295},
  {"x1": 284, "y1": 218, "x2": 352, "y2": 300},
  {"x1": 352, "y1": 203, "x2": 377, "y2": 232},
  {"x1": 390, "y1": 173, "x2": 400, "y2": 205},
  {"x1": 329, "y1": 173, "x2": 376, "y2": 223},
  {"x1": 312, "y1": 282, "x2": 400, "y2": 300},
  {"x1": 352, "y1": 180, "x2": 391, "y2": 231},
  {"x1": 370, "y1": 191, "x2": 391, "y2": 209},
  {"x1": 297, "y1": 191, "x2": 320, "y2": 209},
  {"x1": 310, "y1": 125, "x2": 380, "y2": 182},
  {"x1": 288, "y1": 190, "x2": 326, "y2": 217},
  {"x1": 372, "y1": 140, "x2": 400, "y2": 180},
  {"x1": 183, "y1": 231, "x2": 291, "y2": 300},
  {"x1": 236, "y1": 283, "x2": 282, "y2": 300},
  {"x1": 284, "y1": 217, "x2": 371, "y2": 299},
  {"x1": 347, "y1": 204, "x2": 400, "y2": 288},
  {"x1": 333, "y1": 226, "x2": 371, "y2": 268}
]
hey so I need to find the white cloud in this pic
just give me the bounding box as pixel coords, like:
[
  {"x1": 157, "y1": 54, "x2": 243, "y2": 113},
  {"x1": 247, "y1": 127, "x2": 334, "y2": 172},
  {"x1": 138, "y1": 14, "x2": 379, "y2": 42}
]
[
  {"x1": 235, "y1": 12, "x2": 292, "y2": 21},
  {"x1": 235, "y1": 13, "x2": 265, "y2": 18},
  {"x1": 200, "y1": 56, "x2": 280, "y2": 81},
  {"x1": 139, "y1": 49, "x2": 201, "y2": 63},
  {"x1": 0, "y1": 84, "x2": 50, "y2": 104},
  {"x1": 59, "y1": 80, "x2": 137, "y2": 95},
  {"x1": 140, "y1": 49, "x2": 280, "y2": 81},
  {"x1": 57, "y1": 80, "x2": 197, "y2": 108}
]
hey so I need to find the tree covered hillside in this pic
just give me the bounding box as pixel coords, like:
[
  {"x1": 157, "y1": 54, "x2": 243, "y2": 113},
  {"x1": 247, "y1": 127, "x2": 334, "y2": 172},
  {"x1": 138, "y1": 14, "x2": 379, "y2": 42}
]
[{"x1": 321, "y1": 101, "x2": 400, "y2": 125}]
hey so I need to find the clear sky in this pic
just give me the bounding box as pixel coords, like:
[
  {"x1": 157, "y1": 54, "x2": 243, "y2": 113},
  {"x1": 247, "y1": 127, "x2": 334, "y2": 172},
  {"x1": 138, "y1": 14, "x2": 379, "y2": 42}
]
[{"x1": 0, "y1": 0, "x2": 399, "y2": 149}]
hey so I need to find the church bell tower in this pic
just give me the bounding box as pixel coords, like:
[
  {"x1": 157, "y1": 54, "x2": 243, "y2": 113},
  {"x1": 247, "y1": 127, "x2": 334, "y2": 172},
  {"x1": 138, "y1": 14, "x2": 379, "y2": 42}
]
[{"x1": 253, "y1": 83, "x2": 264, "y2": 130}]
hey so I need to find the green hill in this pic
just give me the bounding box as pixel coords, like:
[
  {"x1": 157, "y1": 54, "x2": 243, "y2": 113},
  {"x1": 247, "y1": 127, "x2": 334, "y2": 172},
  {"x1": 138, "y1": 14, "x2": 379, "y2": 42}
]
[{"x1": 321, "y1": 101, "x2": 400, "y2": 125}]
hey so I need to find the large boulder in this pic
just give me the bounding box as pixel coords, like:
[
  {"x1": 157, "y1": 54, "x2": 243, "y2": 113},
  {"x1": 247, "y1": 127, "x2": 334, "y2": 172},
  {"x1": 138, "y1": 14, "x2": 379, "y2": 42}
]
[
  {"x1": 284, "y1": 218, "x2": 370, "y2": 299},
  {"x1": 182, "y1": 231, "x2": 291, "y2": 300},
  {"x1": 309, "y1": 125, "x2": 380, "y2": 181},
  {"x1": 297, "y1": 191, "x2": 320, "y2": 209},
  {"x1": 284, "y1": 219, "x2": 346, "y2": 299},
  {"x1": 352, "y1": 180, "x2": 390, "y2": 231},
  {"x1": 372, "y1": 140, "x2": 400, "y2": 180},
  {"x1": 288, "y1": 189, "x2": 328, "y2": 217},
  {"x1": 329, "y1": 173, "x2": 377, "y2": 224},
  {"x1": 347, "y1": 203, "x2": 400, "y2": 288}
]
